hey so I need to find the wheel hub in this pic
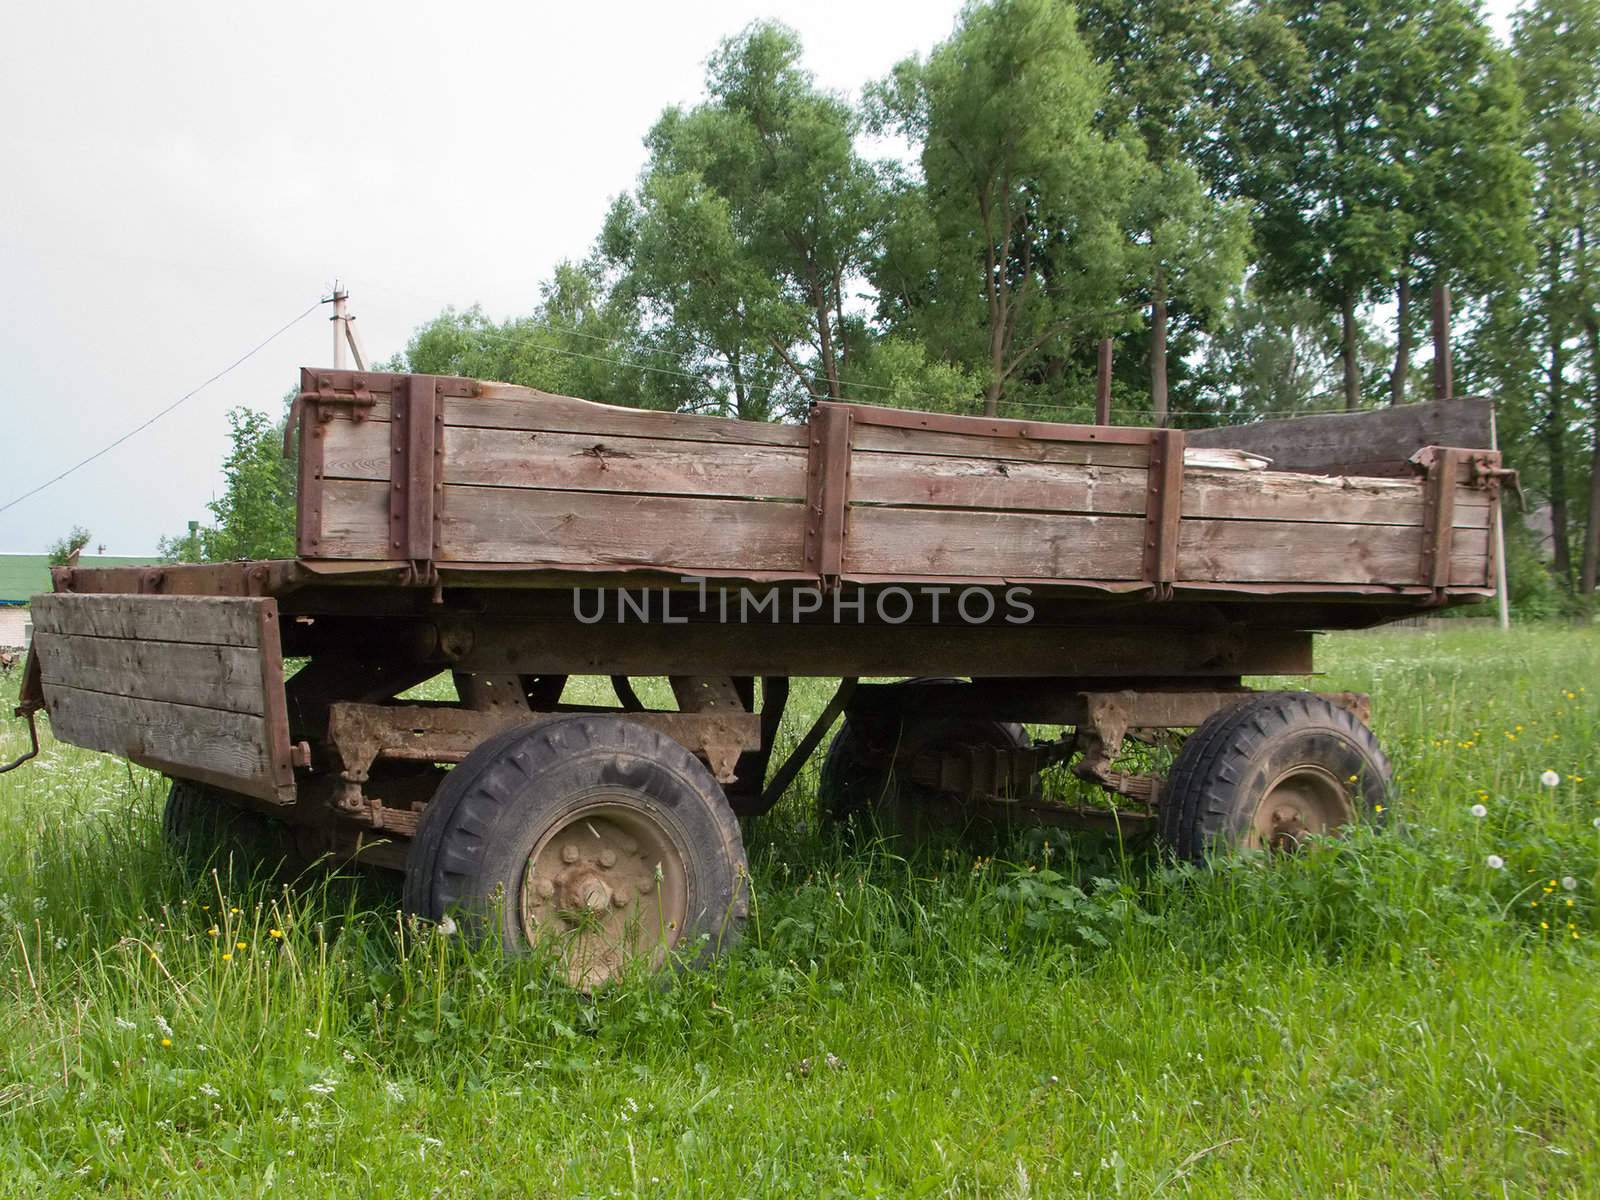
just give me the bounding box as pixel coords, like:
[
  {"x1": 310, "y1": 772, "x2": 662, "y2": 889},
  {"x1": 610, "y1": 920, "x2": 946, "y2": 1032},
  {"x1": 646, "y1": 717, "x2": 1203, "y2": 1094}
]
[
  {"x1": 519, "y1": 801, "x2": 687, "y2": 989},
  {"x1": 1247, "y1": 765, "x2": 1355, "y2": 852}
]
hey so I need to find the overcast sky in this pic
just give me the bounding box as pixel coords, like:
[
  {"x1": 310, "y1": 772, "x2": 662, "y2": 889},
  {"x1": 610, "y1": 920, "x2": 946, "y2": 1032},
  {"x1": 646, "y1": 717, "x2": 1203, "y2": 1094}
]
[{"x1": 0, "y1": 0, "x2": 1519, "y2": 555}]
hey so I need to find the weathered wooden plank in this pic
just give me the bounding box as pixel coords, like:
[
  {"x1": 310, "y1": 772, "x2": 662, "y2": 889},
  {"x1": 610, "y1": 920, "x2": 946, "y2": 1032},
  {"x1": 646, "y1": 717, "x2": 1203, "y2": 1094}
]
[
  {"x1": 326, "y1": 419, "x2": 811, "y2": 502},
  {"x1": 850, "y1": 423, "x2": 1151, "y2": 468},
  {"x1": 345, "y1": 386, "x2": 808, "y2": 448},
  {"x1": 30, "y1": 594, "x2": 264, "y2": 647},
  {"x1": 318, "y1": 479, "x2": 805, "y2": 571},
  {"x1": 1178, "y1": 520, "x2": 1491, "y2": 585},
  {"x1": 844, "y1": 508, "x2": 1146, "y2": 579},
  {"x1": 33, "y1": 633, "x2": 265, "y2": 716},
  {"x1": 1182, "y1": 470, "x2": 1490, "y2": 529},
  {"x1": 1187, "y1": 398, "x2": 1495, "y2": 477},
  {"x1": 43, "y1": 685, "x2": 274, "y2": 795},
  {"x1": 850, "y1": 454, "x2": 1150, "y2": 515}
]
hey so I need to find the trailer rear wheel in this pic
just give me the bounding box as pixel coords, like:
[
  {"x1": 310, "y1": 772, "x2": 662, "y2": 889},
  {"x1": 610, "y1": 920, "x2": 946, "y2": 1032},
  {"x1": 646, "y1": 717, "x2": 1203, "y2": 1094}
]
[
  {"x1": 403, "y1": 715, "x2": 748, "y2": 988},
  {"x1": 162, "y1": 779, "x2": 300, "y2": 879},
  {"x1": 821, "y1": 700, "x2": 1028, "y2": 846},
  {"x1": 1159, "y1": 693, "x2": 1392, "y2": 862}
]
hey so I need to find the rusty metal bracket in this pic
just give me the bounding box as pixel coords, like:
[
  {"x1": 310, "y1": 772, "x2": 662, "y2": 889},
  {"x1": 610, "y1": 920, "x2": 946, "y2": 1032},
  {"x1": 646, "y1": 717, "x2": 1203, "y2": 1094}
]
[
  {"x1": 389, "y1": 374, "x2": 443, "y2": 570},
  {"x1": 1142, "y1": 428, "x2": 1185, "y2": 599},
  {"x1": 1417, "y1": 446, "x2": 1466, "y2": 597},
  {"x1": 803, "y1": 404, "x2": 853, "y2": 590}
]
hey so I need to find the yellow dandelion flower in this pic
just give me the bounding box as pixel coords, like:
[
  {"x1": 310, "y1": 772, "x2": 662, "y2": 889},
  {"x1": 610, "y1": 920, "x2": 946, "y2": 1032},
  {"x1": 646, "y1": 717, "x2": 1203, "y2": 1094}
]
[
  {"x1": 230, "y1": 907, "x2": 240, "y2": 914},
  {"x1": 207, "y1": 927, "x2": 219, "y2": 937},
  {"x1": 269, "y1": 929, "x2": 283, "y2": 939},
  {"x1": 221, "y1": 952, "x2": 233, "y2": 961},
  {"x1": 1540, "y1": 921, "x2": 1550, "y2": 930},
  {"x1": 1374, "y1": 804, "x2": 1385, "y2": 814},
  {"x1": 235, "y1": 941, "x2": 247, "y2": 950},
  {"x1": 160, "y1": 1038, "x2": 172, "y2": 1048}
]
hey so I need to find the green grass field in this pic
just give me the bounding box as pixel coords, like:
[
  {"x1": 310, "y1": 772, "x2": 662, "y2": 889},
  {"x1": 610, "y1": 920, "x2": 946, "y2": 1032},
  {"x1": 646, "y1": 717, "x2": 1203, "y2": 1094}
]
[{"x1": 1, "y1": 627, "x2": 1597, "y2": 1197}]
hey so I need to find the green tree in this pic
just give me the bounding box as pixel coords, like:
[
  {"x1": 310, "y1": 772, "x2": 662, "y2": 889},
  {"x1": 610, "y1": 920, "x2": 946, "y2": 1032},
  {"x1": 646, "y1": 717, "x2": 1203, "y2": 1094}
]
[
  {"x1": 872, "y1": 0, "x2": 1145, "y2": 415},
  {"x1": 1244, "y1": 0, "x2": 1528, "y2": 411},
  {"x1": 1511, "y1": 0, "x2": 1600, "y2": 593},
  {"x1": 46, "y1": 525, "x2": 91, "y2": 566},
  {"x1": 1076, "y1": 0, "x2": 1252, "y2": 423},
  {"x1": 161, "y1": 408, "x2": 295, "y2": 563},
  {"x1": 607, "y1": 22, "x2": 883, "y2": 414}
]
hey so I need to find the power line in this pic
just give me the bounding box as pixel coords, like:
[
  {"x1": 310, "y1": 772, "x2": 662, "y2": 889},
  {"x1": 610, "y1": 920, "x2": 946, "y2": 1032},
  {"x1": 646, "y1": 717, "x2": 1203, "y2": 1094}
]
[{"x1": 0, "y1": 300, "x2": 322, "y2": 517}]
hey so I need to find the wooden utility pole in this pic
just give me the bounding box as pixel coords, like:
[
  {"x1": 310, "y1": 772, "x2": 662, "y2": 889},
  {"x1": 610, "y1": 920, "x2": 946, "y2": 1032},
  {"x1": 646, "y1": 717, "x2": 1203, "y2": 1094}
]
[
  {"x1": 328, "y1": 282, "x2": 368, "y2": 370},
  {"x1": 1430, "y1": 283, "x2": 1453, "y2": 402},
  {"x1": 1095, "y1": 338, "x2": 1113, "y2": 426}
]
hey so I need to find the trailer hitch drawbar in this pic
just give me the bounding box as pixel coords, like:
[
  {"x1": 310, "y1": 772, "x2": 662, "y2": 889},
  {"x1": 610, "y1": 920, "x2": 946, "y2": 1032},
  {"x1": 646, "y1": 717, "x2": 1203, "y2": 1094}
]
[{"x1": 0, "y1": 705, "x2": 41, "y2": 775}]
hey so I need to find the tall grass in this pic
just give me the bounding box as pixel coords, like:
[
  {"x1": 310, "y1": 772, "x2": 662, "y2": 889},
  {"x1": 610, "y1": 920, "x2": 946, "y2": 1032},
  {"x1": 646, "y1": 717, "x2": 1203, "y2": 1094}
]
[{"x1": 0, "y1": 626, "x2": 1596, "y2": 1196}]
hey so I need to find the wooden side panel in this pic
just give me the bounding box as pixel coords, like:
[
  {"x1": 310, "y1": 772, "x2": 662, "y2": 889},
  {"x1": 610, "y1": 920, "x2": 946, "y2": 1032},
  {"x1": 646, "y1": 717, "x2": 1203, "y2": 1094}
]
[
  {"x1": 30, "y1": 594, "x2": 294, "y2": 805},
  {"x1": 322, "y1": 479, "x2": 807, "y2": 572},
  {"x1": 845, "y1": 508, "x2": 1145, "y2": 579},
  {"x1": 301, "y1": 373, "x2": 1497, "y2": 595}
]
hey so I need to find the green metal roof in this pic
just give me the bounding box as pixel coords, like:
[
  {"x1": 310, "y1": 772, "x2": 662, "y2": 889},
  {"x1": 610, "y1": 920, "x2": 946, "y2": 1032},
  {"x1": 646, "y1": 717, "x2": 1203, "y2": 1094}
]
[{"x1": 0, "y1": 554, "x2": 155, "y2": 604}]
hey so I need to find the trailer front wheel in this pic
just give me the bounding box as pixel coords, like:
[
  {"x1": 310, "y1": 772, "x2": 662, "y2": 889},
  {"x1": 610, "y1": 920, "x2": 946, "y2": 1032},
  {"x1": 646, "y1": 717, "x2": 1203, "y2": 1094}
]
[
  {"x1": 403, "y1": 715, "x2": 748, "y2": 988},
  {"x1": 1159, "y1": 693, "x2": 1392, "y2": 862}
]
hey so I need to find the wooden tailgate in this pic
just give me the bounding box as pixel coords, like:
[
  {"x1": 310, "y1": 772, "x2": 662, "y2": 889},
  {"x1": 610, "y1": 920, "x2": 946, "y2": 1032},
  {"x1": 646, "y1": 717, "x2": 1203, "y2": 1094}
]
[{"x1": 30, "y1": 594, "x2": 296, "y2": 805}]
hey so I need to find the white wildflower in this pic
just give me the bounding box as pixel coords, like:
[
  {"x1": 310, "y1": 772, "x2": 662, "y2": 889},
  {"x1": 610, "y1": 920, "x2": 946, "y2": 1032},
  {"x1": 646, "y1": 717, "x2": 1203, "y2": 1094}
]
[
  {"x1": 385, "y1": 1080, "x2": 404, "y2": 1103},
  {"x1": 198, "y1": 1083, "x2": 219, "y2": 1099},
  {"x1": 114, "y1": 1017, "x2": 135, "y2": 1031},
  {"x1": 154, "y1": 1014, "x2": 173, "y2": 1038},
  {"x1": 1541, "y1": 770, "x2": 1561, "y2": 788},
  {"x1": 1486, "y1": 854, "x2": 1505, "y2": 870},
  {"x1": 1470, "y1": 804, "x2": 1488, "y2": 818}
]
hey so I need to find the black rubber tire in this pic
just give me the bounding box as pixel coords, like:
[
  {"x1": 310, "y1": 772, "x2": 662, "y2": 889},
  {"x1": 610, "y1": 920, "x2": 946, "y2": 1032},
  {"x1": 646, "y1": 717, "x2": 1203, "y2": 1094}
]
[
  {"x1": 820, "y1": 680, "x2": 1028, "y2": 844},
  {"x1": 403, "y1": 715, "x2": 748, "y2": 968},
  {"x1": 1159, "y1": 692, "x2": 1393, "y2": 862},
  {"x1": 162, "y1": 779, "x2": 301, "y2": 879}
]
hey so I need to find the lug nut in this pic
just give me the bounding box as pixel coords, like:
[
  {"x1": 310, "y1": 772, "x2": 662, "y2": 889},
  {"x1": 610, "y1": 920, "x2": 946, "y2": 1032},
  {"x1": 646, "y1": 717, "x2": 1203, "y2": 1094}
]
[
  {"x1": 611, "y1": 886, "x2": 632, "y2": 908},
  {"x1": 560, "y1": 844, "x2": 580, "y2": 864},
  {"x1": 599, "y1": 849, "x2": 618, "y2": 868}
]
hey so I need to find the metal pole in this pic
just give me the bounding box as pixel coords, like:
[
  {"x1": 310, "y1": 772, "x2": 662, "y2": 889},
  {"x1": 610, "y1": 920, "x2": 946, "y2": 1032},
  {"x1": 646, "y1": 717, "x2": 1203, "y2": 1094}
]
[
  {"x1": 1431, "y1": 282, "x2": 1453, "y2": 401},
  {"x1": 1096, "y1": 338, "x2": 1113, "y2": 425},
  {"x1": 1491, "y1": 406, "x2": 1510, "y2": 629},
  {"x1": 331, "y1": 283, "x2": 349, "y2": 370}
]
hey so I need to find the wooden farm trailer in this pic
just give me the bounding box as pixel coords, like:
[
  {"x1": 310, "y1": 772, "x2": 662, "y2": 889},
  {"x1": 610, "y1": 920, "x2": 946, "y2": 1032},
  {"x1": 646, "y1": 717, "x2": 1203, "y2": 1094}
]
[{"x1": 6, "y1": 370, "x2": 1508, "y2": 984}]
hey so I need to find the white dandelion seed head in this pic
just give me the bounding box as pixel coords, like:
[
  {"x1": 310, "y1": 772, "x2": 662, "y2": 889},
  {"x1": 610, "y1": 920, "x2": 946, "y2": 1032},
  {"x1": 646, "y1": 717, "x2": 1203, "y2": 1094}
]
[
  {"x1": 437, "y1": 915, "x2": 457, "y2": 937},
  {"x1": 1486, "y1": 854, "x2": 1505, "y2": 870},
  {"x1": 1593, "y1": 817, "x2": 1600, "y2": 830},
  {"x1": 1541, "y1": 770, "x2": 1562, "y2": 788},
  {"x1": 1470, "y1": 804, "x2": 1488, "y2": 818},
  {"x1": 1562, "y1": 876, "x2": 1578, "y2": 892}
]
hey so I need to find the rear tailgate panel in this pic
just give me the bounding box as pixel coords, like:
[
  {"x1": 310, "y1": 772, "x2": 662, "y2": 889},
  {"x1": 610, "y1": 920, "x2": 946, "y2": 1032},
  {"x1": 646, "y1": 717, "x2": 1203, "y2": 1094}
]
[{"x1": 30, "y1": 594, "x2": 295, "y2": 805}]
